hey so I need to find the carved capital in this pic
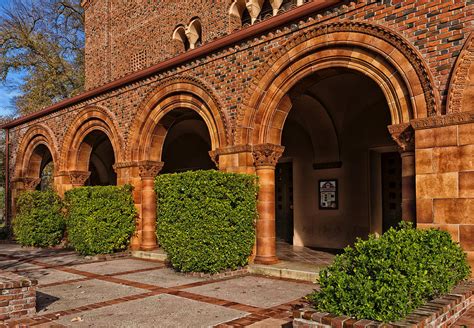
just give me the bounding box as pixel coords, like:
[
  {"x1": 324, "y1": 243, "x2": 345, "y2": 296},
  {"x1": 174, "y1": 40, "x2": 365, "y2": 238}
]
[
  {"x1": 22, "y1": 178, "x2": 42, "y2": 191},
  {"x1": 138, "y1": 161, "x2": 164, "y2": 179},
  {"x1": 69, "y1": 171, "x2": 91, "y2": 186},
  {"x1": 252, "y1": 144, "x2": 285, "y2": 167},
  {"x1": 208, "y1": 150, "x2": 219, "y2": 169},
  {"x1": 388, "y1": 123, "x2": 415, "y2": 152}
]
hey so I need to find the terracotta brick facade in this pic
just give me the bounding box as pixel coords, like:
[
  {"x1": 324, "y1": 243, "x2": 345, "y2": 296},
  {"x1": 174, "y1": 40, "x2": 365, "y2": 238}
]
[{"x1": 3, "y1": 0, "x2": 474, "y2": 266}]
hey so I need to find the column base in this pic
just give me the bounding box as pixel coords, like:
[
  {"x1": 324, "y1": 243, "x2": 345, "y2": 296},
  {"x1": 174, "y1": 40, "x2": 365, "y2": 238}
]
[
  {"x1": 140, "y1": 244, "x2": 158, "y2": 251},
  {"x1": 254, "y1": 256, "x2": 279, "y2": 265}
]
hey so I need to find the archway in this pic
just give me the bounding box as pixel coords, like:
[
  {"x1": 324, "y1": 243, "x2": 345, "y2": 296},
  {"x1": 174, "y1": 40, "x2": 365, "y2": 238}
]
[
  {"x1": 161, "y1": 109, "x2": 216, "y2": 173},
  {"x1": 276, "y1": 68, "x2": 400, "y2": 252},
  {"x1": 78, "y1": 130, "x2": 117, "y2": 186},
  {"x1": 243, "y1": 23, "x2": 433, "y2": 264}
]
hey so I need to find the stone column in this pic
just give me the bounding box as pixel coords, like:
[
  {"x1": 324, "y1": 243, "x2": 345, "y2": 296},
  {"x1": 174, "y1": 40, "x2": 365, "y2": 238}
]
[
  {"x1": 389, "y1": 124, "x2": 416, "y2": 223},
  {"x1": 138, "y1": 161, "x2": 164, "y2": 251},
  {"x1": 252, "y1": 144, "x2": 285, "y2": 264}
]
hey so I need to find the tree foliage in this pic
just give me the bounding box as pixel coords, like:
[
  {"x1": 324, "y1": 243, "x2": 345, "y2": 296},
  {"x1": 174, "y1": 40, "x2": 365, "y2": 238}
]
[{"x1": 0, "y1": 0, "x2": 84, "y2": 115}]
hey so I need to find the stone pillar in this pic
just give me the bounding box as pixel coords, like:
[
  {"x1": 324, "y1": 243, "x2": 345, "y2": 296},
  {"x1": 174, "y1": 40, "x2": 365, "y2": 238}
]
[
  {"x1": 389, "y1": 123, "x2": 416, "y2": 223},
  {"x1": 252, "y1": 144, "x2": 285, "y2": 264},
  {"x1": 138, "y1": 161, "x2": 164, "y2": 251}
]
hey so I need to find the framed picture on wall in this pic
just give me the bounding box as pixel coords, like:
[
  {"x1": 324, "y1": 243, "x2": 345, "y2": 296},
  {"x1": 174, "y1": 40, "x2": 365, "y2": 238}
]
[{"x1": 319, "y1": 179, "x2": 338, "y2": 210}]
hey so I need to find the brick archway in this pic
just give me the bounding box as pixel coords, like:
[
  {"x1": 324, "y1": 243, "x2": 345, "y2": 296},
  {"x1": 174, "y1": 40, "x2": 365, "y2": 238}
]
[
  {"x1": 127, "y1": 76, "x2": 228, "y2": 163},
  {"x1": 14, "y1": 124, "x2": 59, "y2": 181},
  {"x1": 238, "y1": 22, "x2": 437, "y2": 264},
  {"x1": 237, "y1": 22, "x2": 439, "y2": 146},
  {"x1": 60, "y1": 106, "x2": 124, "y2": 173}
]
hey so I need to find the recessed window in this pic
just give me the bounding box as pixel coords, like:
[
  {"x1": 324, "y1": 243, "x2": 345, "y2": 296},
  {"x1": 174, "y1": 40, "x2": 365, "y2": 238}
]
[{"x1": 172, "y1": 18, "x2": 202, "y2": 52}]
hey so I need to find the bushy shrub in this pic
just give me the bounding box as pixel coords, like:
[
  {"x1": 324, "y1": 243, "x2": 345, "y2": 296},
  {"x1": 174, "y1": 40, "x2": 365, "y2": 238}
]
[
  {"x1": 65, "y1": 185, "x2": 136, "y2": 255},
  {"x1": 308, "y1": 223, "x2": 471, "y2": 322},
  {"x1": 155, "y1": 170, "x2": 258, "y2": 274},
  {"x1": 13, "y1": 190, "x2": 65, "y2": 247}
]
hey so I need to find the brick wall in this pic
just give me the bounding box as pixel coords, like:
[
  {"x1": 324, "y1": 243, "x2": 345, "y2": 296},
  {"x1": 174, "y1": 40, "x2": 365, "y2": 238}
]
[{"x1": 0, "y1": 271, "x2": 37, "y2": 322}]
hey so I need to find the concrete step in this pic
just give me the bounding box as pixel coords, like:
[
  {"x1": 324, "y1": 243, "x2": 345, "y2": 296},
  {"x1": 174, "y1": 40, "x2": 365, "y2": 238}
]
[
  {"x1": 248, "y1": 260, "x2": 322, "y2": 282},
  {"x1": 131, "y1": 249, "x2": 168, "y2": 262}
]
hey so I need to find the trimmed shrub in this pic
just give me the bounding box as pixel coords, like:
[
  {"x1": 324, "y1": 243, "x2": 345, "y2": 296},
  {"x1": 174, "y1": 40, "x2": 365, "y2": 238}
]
[
  {"x1": 155, "y1": 170, "x2": 258, "y2": 274},
  {"x1": 13, "y1": 190, "x2": 65, "y2": 247},
  {"x1": 307, "y1": 223, "x2": 471, "y2": 322},
  {"x1": 65, "y1": 185, "x2": 136, "y2": 255}
]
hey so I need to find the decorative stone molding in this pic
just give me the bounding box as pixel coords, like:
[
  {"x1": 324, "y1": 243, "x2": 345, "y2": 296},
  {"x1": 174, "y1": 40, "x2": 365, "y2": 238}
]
[
  {"x1": 447, "y1": 33, "x2": 474, "y2": 113},
  {"x1": 138, "y1": 161, "x2": 164, "y2": 179},
  {"x1": 388, "y1": 123, "x2": 415, "y2": 152},
  {"x1": 113, "y1": 162, "x2": 139, "y2": 172},
  {"x1": 252, "y1": 144, "x2": 285, "y2": 167},
  {"x1": 411, "y1": 111, "x2": 474, "y2": 130},
  {"x1": 68, "y1": 171, "x2": 91, "y2": 186},
  {"x1": 22, "y1": 178, "x2": 42, "y2": 191},
  {"x1": 209, "y1": 145, "x2": 253, "y2": 168}
]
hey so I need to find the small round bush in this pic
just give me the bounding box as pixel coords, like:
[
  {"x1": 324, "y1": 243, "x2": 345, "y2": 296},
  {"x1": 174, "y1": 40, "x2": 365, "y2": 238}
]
[
  {"x1": 65, "y1": 185, "x2": 136, "y2": 255},
  {"x1": 155, "y1": 170, "x2": 258, "y2": 274},
  {"x1": 13, "y1": 190, "x2": 65, "y2": 247},
  {"x1": 308, "y1": 222, "x2": 471, "y2": 322}
]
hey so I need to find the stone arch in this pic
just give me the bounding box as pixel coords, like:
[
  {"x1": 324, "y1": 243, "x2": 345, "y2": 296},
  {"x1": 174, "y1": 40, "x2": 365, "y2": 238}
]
[
  {"x1": 237, "y1": 21, "x2": 439, "y2": 145},
  {"x1": 14, "y1": 124, "x2": 59, "y2": 179},
  {"x1": 447, "y1": 33, "x2": 474, "y2": 113},
  {"x1": 60, "y1": 106, "x2": 124, "y2": 172},
  {"x1": 127, "y1": 76, "x2": 229, "y2": 163}
]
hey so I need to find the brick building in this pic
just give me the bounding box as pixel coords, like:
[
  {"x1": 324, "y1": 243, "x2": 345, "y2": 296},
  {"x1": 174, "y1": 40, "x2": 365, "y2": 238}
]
[{"x1": 2, "y1": 0, "x2": 473, "y2": 266}]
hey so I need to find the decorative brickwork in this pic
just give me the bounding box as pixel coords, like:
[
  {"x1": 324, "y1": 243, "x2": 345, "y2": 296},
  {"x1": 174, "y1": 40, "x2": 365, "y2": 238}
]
[
  {"x1": 293, "y1": 281, "x2": 474, "y2": 328},
  {"x1": 0, "y1": 271, "x2": 37, "y2": 322}
]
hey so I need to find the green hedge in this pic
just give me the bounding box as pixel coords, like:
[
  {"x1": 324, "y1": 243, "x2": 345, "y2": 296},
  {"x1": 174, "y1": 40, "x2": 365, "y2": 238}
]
[
  {"x1": 13, "y1": 190, "x2": 65, "y2": 247},
  {"x1": 308, "y1": 223, "x2": 471, "y2": 322},
  {"x1": 64, "y1": 185, "x2": 137, "y2": 255},
  {"x1": 155, "y1": 170, "x2": 258, "y2": 273}
]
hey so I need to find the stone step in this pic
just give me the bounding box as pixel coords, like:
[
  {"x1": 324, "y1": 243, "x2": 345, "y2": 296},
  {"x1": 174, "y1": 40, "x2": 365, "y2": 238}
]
[
  {"x1": 131, "y1": 249, "x2": 168, "y2": 262},
  {"x1": 248, "y1": 261, "x2": 322, "y2": 282},
  {"x1": 132, "y1": 250, "x2": 322, "y2": 282}
]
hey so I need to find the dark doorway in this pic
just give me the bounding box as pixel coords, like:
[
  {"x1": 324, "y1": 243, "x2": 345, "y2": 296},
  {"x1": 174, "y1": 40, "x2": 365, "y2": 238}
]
[
  {"x1": 381, "y1": 152, "x2": 402, "y2": 233},
  {"x1": 276, "y1": 162, "x2": 294, "y2": 244}
]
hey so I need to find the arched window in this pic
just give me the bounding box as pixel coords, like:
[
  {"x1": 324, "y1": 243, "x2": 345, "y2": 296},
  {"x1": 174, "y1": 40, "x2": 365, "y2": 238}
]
[
  {"x1": 187, "y1": 18, "x2": 202, "y2": 49},
  {"x1": 258, "y1": 1, "x2": 274, "y2": 21},
  {"x1": 173, "y1": 25, "x2": 190, "y2": 51}
]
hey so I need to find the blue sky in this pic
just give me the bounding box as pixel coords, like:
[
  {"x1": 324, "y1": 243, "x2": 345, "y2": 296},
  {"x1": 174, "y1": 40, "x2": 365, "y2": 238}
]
[{"x1": 0, "y1": 0, "x2": 20, "y2": 117}]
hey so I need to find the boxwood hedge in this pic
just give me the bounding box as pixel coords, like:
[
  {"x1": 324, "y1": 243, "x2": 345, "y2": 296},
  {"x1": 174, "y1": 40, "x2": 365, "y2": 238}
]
[
  {"x1": 13, "y1": 190, "x2": 65, "y2": 247},
  {"x1": 308, "y1": 223, "x2": 471, "y2": 322},
  {"x1": 155, "y1": 170, "x2": 258, "y2": 274},
  {"x1": 64, "y1": 185, "x2": 136, "y2": 255}
]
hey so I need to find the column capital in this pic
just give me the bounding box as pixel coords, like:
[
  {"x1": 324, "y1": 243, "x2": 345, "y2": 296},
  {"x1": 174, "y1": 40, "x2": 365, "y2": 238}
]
[
  {"x1": 14, "y1": 177, "x2": 42, "y2": 191},
  {"x1": 252, "y1": 144, "x2": 285, "y2": 168},
  {"x1": 388, "y1": 123, "x2": 415, "y2": 152},
  {"x1": 138, "y1": 161, "x2": 164, "y2": 179},
  {"x1": 69, "y1": 171, "x2": 91, "y2": 187}
]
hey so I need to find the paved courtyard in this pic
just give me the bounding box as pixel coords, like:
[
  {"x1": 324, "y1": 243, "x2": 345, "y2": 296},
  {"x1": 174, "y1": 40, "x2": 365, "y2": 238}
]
[{"x1": 0, "y1": 244, "x2": 316, "y2": 327}]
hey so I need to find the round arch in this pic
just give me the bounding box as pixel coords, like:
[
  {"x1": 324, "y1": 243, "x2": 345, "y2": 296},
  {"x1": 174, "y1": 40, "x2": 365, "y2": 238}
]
[
  {"x1": 60, "y1": 106, "x2": 124, "y2": 172},
  {"x1": 237, "y1": 22, "x2": 439, "y2": 145},
  {"x1": 127, "y1": 76, "x2": 228, "y2": 163},
  {"x1": 15, "y1": 124, "x2": 59, "y2": 179}
]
